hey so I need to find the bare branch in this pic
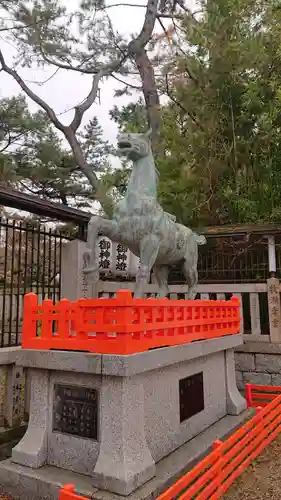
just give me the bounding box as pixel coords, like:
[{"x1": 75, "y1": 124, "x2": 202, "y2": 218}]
[
  {"x1": 70, "y1": 71, "x2": 104, "y2": 132},
  {"x1": 164, "y1": 73, "x2": 203, "y2": 130},
  {"x1": 157, "y1": 16, "x2": 173, "y2": 43},
  {"x1": 25, "y1": 67, "x2": 60, "y2": 87},
  {"x1": 0, "y1": 23, "x2": 30, "y2": 32},
  {"x1": 0, "y1": 50, "x2": 65, "y2": 132},
  {"x1": 112, "y1": 73, "x2": 142, "y2": 90},
  {"x1": 39, "y1": 50, "x2": 97, "y2": 74},
  {"x1": 69, "y1": 51, "x2": 128, "y2": 132},
  {"x1": 157, "y1": 13, "x2": 181, "y2": 18},
  {"x1": 0, "y1": 131, "x2": 11, "y2": 153},
  {"x1": 19, "y1": 181, "x2": 39, "y2": 195},
  {"x1": 176, "y1": 0, "x2": 199, "y2": 19},
  {"x1": 101, "y1": 3, "x2": 146, "y2": 8},
  {"x1": 1, "y1": 131, "x2": 28, "y2": 151}
]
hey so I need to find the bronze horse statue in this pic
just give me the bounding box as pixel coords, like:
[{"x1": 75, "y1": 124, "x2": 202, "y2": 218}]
[{"x1": 83, "y1": 130, "x2": 206, "y2": 298}]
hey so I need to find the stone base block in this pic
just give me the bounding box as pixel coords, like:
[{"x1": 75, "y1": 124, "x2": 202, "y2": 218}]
[
  {"x1": 11, "y1": 335, "x2": 245, "y2": 495},
  {"x1": 0, "y1": 409, "x2": 252, "y2": 500}
]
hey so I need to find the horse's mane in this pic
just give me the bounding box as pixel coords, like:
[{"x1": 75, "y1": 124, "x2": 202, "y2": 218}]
[
  {"x1": 146, "y1": 141, "x2": 160, "y2": 183},
  {"x1": 155, "y1": 167, "x2": 160, "y2": 182}
]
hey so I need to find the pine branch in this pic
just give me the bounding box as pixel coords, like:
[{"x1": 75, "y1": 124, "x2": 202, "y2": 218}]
[
  {"x1": 0, "y1": 49, "x2": 114, "y2": 213},
  {"x1": 0, "y1": 50, "x2": 65, "y2": 133},
  {"x1": 112, "y1": 74, "x2": 142, "y2": 90},
  {"x1": 40, "y1": 50, "x2": 99, "y2": 74}
]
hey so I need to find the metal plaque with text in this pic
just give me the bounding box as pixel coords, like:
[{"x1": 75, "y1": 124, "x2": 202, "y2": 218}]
[{"x1": 53, "y1": 384, "x2": 98, "y2": 440}]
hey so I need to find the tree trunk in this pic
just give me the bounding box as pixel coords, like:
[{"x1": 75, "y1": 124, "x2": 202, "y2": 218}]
[
  {"x1": 64, "y1": 127, "x2": 114, "y2": 216},
  {"x1": 132, "y1": 48, "x2": 162, "y2": 155},
  {"x1": 128, "y1": 0, "x2": 163, "y2": 157}
]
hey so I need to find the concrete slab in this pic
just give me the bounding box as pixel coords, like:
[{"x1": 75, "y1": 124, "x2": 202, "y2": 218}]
[
  {"x1": 15, "y1": 349, "x2": 102, "y2": 374},
  {"x1": 102, "y1": 335, "x2": 244, "y2": 376},
  {"x1": 14, "y1": 335, "x2": 243, "y2": 378},
  {"x1": 0, "y1": 409, "x2": 253, "y2": 500},
  {"x1": 0, "y1": 347, "x2": 20, "y2": 365}
]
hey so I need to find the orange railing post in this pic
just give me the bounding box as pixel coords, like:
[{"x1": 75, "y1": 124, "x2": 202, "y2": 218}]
[
  {"x1": 22, "y1": 293, "x2": 38, "y2": 349},
  {"x1": 41, "y1": 299, "x2": 54, "y2": 341},
  {"x1": 56, "y1": 298, "x2": 71, "y2": 340},
  {"x1": 245, "y1": 383, "x2": 281, "y2": 408},
  {"x1": 212, "y1": 439, "x2": 224, "y2": 497},
  {"x1": 59, "y1": 484, "x2": 75, "y2": 500},
  {"x1": 245, "y1": 383, "x2": 253, "y2": 407},
  {"x1": 111, "y1": 289, "x2": 134, "y2": 354},
  {"x1": 59, "y1": 484, "x2": 88, "y2": 499}
]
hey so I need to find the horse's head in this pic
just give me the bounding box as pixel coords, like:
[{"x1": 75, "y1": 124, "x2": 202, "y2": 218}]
[{"x1": 117, "y1": 129, "x2": 152, "y2": 160}]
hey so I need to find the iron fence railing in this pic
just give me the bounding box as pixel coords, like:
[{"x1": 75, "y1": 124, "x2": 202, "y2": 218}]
[
  {"x1": 198, "y1": 235, "x2": 269, "y2": 283},
  {"x1": 170, "y1": 235, "x2": 270, "y2": 284},
  {"x1": 0, "y1": 218, "x2": 72, "y2": 347}
]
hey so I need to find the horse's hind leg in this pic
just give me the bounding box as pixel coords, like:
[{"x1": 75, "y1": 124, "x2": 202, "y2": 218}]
[
  {"x1": 135, "y1": 235, "x2": 160, "y2": 298},
  {"x1": 153, "y1": 265, "x2": 169, "y2": 298},
  {"x1": 182, "y1": 261, "x2": 198, "y2": 299}
]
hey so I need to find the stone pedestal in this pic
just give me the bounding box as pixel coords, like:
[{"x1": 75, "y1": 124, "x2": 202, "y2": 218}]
[{"x1": 8, "y1": 335, "x2": 245, "y2": 497}]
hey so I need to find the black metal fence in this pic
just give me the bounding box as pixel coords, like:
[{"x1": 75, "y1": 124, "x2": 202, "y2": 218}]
[
  {"x1": 198, "y1": 235, "x2": 269, "y2": 283},
  {"x1": 0, "y1": 218, "x2": 71, "y2": 347},
  {"x1": 169, "y1": 234, "x2": 271, "y2": 284}
]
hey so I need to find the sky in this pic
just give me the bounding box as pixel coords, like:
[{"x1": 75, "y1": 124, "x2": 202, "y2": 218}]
[{"x1": 0, "y1": 0, "x2": 198, "y2": 148}]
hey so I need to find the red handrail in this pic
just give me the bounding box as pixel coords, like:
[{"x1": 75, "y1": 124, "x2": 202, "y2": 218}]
[
  {"x1": 59, "y1": 484, "x2": 87, "y2": 499},
  {"x1": 22, "y1": 291, "x2": 240, "y2": 354},
  {"x1": 156, "y1": 394, "x2": 281, "y2": 500},
  {"x1": 59, "y1": 393, "x2": 281, "y2": 500},
  {"x1": 245, "y1": 383, "x2": 281, "y2": 407}
]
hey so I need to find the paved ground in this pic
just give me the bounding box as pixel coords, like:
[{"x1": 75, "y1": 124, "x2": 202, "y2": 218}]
[
  {"x1": 1, "y1": 434, "x2": 281, "y2": 500},
  {"x1": 223, "y1": 433, "x2": 281, "y2": 499}
]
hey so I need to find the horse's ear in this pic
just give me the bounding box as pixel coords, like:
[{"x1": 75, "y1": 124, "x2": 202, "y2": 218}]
[{"x1": 144, "y1": 128, "x2": 152, "y2": 139}]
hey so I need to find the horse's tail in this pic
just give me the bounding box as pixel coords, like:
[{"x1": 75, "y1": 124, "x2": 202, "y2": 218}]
[{"x1": 193, "y1": 233, "x2": 206, "y2": 245}]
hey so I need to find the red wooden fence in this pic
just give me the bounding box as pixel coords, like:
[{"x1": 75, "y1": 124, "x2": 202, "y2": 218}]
[
  {"x1": 156, "y1": 394, "x2": 281, "y2": 499},
  {"x1": 245, "y1": 383, "x2": 281, "y2": 407},
  {"x1": 59, "y1": 484, "x2": 86, "y2": 499},
  {"x1": 59, "y1": 394, "x2": 281, "y2": 499},
  {"x1": 22, "y1": 290, "x2": 240, "y2": 355}
]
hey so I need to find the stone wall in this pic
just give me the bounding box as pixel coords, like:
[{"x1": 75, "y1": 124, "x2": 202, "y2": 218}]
[
  {"x1": 235, "y1": 342, "x2": 281, "y2": 390},
  {"x1": 0, "y1": 348, "x2": 27, "y2": 459}
]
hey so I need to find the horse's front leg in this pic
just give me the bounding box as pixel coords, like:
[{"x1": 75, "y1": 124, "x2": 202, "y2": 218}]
[
  {"x1": 134, "y1": 235, "x2": 160, "y2": 298},
  {"x1": 83, "y1": 216, "x2": 119, "y2": 279},
  {"x1": 153, "y1": 265, "x2": 170, "y2": 298}
]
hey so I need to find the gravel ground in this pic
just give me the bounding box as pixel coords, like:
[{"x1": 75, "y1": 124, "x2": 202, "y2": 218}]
[{"x1": 223, "y1": 433, "x2": 281, "y2": 499}]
